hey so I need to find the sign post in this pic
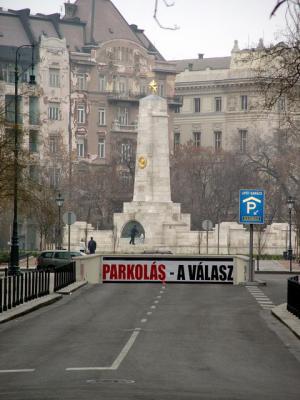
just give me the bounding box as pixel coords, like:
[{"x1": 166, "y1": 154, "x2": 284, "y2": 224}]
[
  {"x1": 239, "y1": 189, "x2": 265, "y2": 282},
  {"x1": 202, "y1": 220, "x2": 213, "y2": 254},
  {"x1": 63, "y1": 211, "x2": 76, "y2": 251}
]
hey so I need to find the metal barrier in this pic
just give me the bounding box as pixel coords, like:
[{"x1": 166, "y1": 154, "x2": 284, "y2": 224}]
[
  {"x1": 54, "y1": 262, "x2": 76, "y2": 292},
  {"x1": 287, "y1": 275, "x2": 300, "y2": 318},
  {"x1": 0, "y1": 270, "x2": 50, "y2": 313}
]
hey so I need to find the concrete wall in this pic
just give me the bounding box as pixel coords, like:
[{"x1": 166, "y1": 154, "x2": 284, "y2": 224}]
[{"x1": 65, "y1": 220, "x2": 295, "y2": 256}]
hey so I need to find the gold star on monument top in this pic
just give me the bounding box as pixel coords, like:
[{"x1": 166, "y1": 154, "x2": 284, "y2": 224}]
[{"x1": 149, "y1": 80, "x2": 158, "y2": 94}]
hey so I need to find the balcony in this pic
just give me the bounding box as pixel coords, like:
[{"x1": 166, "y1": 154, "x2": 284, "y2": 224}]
[
  {"x1": 167, "y1": 95, "x2": 183, "y2": 107},
  {"x1": 107, "y1": 91, "x2": 144, "y2": 103},
  {"x1": 111, "y1": 120, "x2": 138, "y2": 132}
]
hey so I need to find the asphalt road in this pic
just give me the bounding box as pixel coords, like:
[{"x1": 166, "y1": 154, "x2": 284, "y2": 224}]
[{"x1": 0, "y1": 278, "x2": 300, "y2": 400}]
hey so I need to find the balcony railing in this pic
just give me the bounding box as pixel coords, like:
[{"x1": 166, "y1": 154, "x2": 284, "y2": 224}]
[
  {"x1": 107, "y1": 91, "x2": 144, "y2": 103},
  {"x1": 111, "y1": 120, "x2": 138, "y2": 132}
]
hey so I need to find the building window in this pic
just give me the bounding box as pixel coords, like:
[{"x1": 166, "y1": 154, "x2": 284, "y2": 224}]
[
  {"x1": 214, "y1": 131, "x2": 222, "y2": 151},
  {"x1": 215, "y1": 97, "x2": 222, "y2": 112},
  {"x1": 77, "y1": 138, "x2": 85, "y2": 158},
  {"x1": 48, "y1": 103, "x2": 60, "y2": 120},
  {"x1": 29, "y1": 131, "x2": 38, "y2": 153},
  {"x1": 49, "y1": 136, "x2": 58, "y2": 153},
  {"x1": 120, "y1": 170, "x2": 131, "y2": 185},
  {"x1": 239, "y1": 129, "x2": 247, "y2": 153},
  {"x1": 174, "y1": 105, "x2": 181, "y2": 114},
  {"x1": 5, "y1": 95, "x2": 22, "y2": 124},
  {"x1": 77, "y1": 73, "x2": 87, "y2": 90},
  {"x1": 29, "y1": 164, "x2": 39, "y2": 182},
  {"x1": 98, "y1": 75, "x2": 106, "y2": 92},
  {"x1": 98, "y1": 108, "x2": 106, "y2": 126},
  {"x1": 49, "y1": 68, "x2": 60, "y2": 88},
  {"x1": 77, "y1": 105, "x2": 85, "y2": 124},
  {"x1": 118, "y1": 78, "x2": 127, "y2": 93},
  {"x1": 277, "y1": 97, "x2": 286, "y2": 112},
  {"x1": 118, "y1": 107, "x2": 129, "y2": 126},
  {"x1": 158, "y1": 82, "x2": 164, "y2": 97},
  {"x1": 193, "y1": 131, "x2": 201, "y2": 147},
  {"x1": 174, "y1": 132, "x2": 180, "y2": 150},
  {"x1": 98, "y1": 138, "x2": 105, "y2": 159},
  {"x1": 29, "y1": 96, "x2": 39, "y2": 125},
  {"x1": 194, "y1": 98, "x2": 201, "y2": 113},
  {"x1": 121, "y1": 142, "x2": 132, "y2": 163},
  {"x1": 241, "y1": 95, "x2": 248, "y2": 111},
  {"x1": 49, "y1": 167, "x2": 60, "y2": 188}
]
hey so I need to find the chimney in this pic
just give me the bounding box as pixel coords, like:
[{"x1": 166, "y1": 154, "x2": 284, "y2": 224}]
[
  {"x1": 64, "y1": 1, "x2": 77, "y2": 19},
  {"x1": 198, "y1": 53, "x2": 204, "y2": 60}
]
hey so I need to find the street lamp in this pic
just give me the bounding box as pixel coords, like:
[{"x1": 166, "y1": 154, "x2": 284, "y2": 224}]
[
  {"x1": 287, "y1": 196, "x2": 295, "y2": 272},
  {"x1": 9, "y1": 44, "x2": 35, "y2": 276},
  {"x1": 56, "y1": 193, "x2": 64, "y2": 249}
]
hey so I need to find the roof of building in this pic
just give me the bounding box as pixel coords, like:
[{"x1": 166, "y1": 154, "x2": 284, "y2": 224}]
[
  {"x1": 67, "y1": 0, "x2": 164, "y2": 59},
  {"x1": 172, "y1": 56, "x2": 231, "y2": 73},
  {"x1": 0, "y1": 1, "x2": 164, "y2": 60}
]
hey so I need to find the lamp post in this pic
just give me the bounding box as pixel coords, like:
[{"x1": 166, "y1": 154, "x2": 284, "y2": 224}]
[
  {"x1": 287, "y1": 196, "x2": 295, "y2": 273},
  {"x1": 56, "y1": 193, "x2": 64, "y2": 249},
  {"x1": 9, "y1": 44, "x2": 35, "y2": 276}
]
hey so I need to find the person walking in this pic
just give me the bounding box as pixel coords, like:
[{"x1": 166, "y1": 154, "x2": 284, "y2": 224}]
[
  {"x1": 129, "y1": 225, "x2": 138, "y2": 245},
  {"x1": 88, "y1": 236, "x2": 97, "y2": 254}
]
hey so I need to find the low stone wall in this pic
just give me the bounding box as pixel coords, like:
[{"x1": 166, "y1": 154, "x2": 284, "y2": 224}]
[{"x1": 64, "y1": 221, "x2": 294, "y2": 256}]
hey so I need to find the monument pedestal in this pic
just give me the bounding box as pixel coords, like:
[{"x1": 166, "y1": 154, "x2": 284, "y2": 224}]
[{"x1": 114, "y1": 201, "x2": 191, "y2": 252}]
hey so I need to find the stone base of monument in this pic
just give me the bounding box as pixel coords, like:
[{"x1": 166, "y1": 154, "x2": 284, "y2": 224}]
[{"x1": 114, "y1": 201, "x2": 197, "y2": 253}]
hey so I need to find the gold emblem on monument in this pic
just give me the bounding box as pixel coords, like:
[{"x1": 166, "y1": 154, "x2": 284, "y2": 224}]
[
  {"x1": 149, "y1": 80, "x2": 158, "y2": 94},
  {"x1": 138, "y1": 156, "x2": 147, "y2": 169}
]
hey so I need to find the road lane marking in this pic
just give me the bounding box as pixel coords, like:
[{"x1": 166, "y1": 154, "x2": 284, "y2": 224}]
[
  {"x1": 150, "y1": 305, "x2": 156, "y2": 309},
  {"x1": 154, "y1": 300, "x2": 159, "y2": 304},
  {"x1": 147, "y1": 311, "x2": 152, "y2": 315},
  {"x1": 66, "y1": 329, "x2": 140, "y2": 372},
  {"x1": 110, "y1": 330, "x2": 140, "y2": 370},
  {"x1": 141, "y1": 319, "x2": 147, "y2": 323},
  {"x1": 160, "y1": 291, "x2": 164, "y2": 294},
  {"x1": 0, "y1": 369, "x2": 35, "y2": 373}
]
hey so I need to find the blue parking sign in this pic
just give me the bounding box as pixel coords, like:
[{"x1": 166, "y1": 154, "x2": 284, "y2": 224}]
[{"x1": 239, "y1": 189, "x2": 265, "y2": 224}]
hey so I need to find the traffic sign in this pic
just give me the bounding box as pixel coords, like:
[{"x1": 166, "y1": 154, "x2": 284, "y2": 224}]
[
  {"x1": 63, "y1": 211, "x2": 76, "y2": 225},
  {"x1": 239, "y1": 189, "x2": 265, "y2": 224}
]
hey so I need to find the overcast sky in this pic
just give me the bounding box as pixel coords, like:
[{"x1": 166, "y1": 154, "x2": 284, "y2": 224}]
[{"x1": 0, "y1": 0, "x2": 287, "y2": 59}]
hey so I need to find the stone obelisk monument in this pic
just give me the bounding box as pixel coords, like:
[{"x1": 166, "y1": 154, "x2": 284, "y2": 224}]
[{"x1": 113, "y1": 82, "x2": 191, "y2": 252}]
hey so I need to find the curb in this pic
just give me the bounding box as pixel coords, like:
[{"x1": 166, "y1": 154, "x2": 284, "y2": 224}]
[
  {"x1": 239, "y1": 280, "x2": 266, "y2": 286},
  {"x1": 272, "y1": 303, "x2": 300, "y2": 339},
  {"x1": 0, "y1": 294, "x2": 62, "y2": 324},
  {"x1": 56, "y1": 281, "x2": 87, "y2": 295}
]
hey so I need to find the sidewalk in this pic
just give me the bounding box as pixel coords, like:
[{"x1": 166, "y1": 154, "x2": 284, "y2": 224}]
[
  {"x1": 255, "y1": 259, "x2": 300, "y2": 273},
  {"x1": 0, "y1": 280, "x2": 87, "y2": 324}
]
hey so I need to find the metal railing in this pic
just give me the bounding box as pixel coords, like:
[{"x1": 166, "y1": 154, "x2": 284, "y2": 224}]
[
  {"x1": 287, "y1": 275, "x2": 300, "y2": 318},
  {"x1": 54, "y1": 262, "x2": 76, "y2": 292},
  {"x1": 0, "y1": 270, "x2": 50, "y2": 313}
]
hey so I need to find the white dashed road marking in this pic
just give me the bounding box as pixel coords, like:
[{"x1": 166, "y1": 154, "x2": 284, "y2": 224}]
[
  {"x1": 0, "y1": 369, "x2": 35, "y2": 373},
  {"x1": 246, "y1": 286, "x2": 275, "y2": 310}
]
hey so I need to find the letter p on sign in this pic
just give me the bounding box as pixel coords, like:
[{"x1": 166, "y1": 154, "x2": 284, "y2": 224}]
[{"x1": 247, "y1": 201, "x2": 256, "y2": 214}]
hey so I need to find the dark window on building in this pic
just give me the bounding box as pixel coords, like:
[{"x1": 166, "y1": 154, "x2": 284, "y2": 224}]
[
  {"x1": 193, "y1": 131, "x2": 201, "y2": 147},
  {"x1": 241, "y1": 95, "x2": 248, "y2": 111},
  {"x1": 5, "y1": 95, "x2": 22, "y2": 124},
  {"x1": 194, "y1": 98, "x2": 201, "y2": 113},
  {"x1": 174, "y1": 132, "x2": 180, "y2": 150},
  {"x1": 29, "y1": 96, "x2": 39, "y2": 125},
  {"x1": 29, "y1": 131, "x2": 38, "y2": 153},
  {"x1": 214, "y1": 131, "x2": 222, "y2": 151},
  {"x1": 239, "y1": 129, "x2": 247, "y2": 153},
  {"x1": 215, "y1": 97, "x2": 222, "y2": 112}
]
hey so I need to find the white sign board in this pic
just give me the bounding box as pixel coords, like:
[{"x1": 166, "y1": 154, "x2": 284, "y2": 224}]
[{"x1": 102, "y1": 257, "x2": 234, "y2": 283}]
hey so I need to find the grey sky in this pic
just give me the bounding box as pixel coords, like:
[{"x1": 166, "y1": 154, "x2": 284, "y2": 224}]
[{"x1": 0, "y1": 0, "x2": 287, "y2": 59}]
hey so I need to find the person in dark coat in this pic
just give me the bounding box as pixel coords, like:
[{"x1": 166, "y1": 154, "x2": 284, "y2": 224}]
[
  {"x1": 129, "y1": 225, "x2": 138, "y2": 245},
  {"x1": 88, "y1": 237, "x2": 97, "y2": 254}
]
